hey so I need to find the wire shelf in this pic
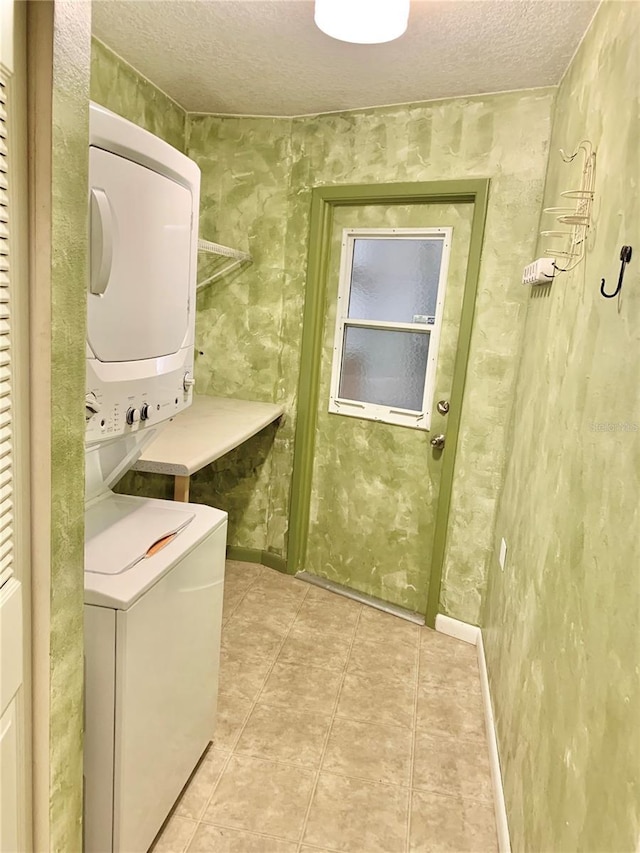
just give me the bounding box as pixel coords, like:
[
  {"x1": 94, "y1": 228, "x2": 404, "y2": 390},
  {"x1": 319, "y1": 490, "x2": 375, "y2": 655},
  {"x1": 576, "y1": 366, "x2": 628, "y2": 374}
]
[
  {"x1": 196, "y1": 238, "x2": 252, "y2": 290},
  {"x1": 540, "y1": 140, "x2": 596, "y2": 274},
  {"x1": 197, "y1": 238, "x2": 251, "y2": 262}
]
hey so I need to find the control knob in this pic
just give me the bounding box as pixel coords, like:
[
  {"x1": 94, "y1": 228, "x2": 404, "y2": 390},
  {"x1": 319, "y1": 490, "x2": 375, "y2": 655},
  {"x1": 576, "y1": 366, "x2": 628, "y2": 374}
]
[
  {"x1": 140, "y1": 403, "x2": 152, "y2": 422},
  {"x1": 85, "y1": 392, "x2": 101, "y2": 423},
  {"x1": 183, "y1": 371, "x2": 195, "y2": 392},
  {"x1": 126, "y1": 407, "x2": 141, "y2": 425}
]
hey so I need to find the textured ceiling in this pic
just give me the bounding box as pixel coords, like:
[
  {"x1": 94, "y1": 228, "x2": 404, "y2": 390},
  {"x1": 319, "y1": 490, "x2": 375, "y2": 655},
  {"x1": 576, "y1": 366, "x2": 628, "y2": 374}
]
[{"x1": 92, "y1": 0, "x2": 598, "y2": 116}]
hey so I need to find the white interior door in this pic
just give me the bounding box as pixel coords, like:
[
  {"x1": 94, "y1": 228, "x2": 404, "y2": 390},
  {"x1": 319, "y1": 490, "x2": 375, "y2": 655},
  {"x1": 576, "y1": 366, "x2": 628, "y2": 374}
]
[
  {"x1": 0, "y1": 3, "x2": 30, "y2": 849},
  {"x1": 88, "y1": 147, "x2": 193, "y2": 362},
  {"x1": 0, "y1": 580, "x2": 23, "y2": 852}
]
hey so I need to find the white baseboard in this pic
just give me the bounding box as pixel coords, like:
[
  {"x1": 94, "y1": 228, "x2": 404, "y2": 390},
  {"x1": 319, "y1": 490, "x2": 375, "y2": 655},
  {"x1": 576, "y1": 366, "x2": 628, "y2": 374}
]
[
  {"x1": 476, "y1": 631, "x2": 511, "y2": 853},
  {"x1": 435, "y1": 615, "x2": 511, "y2": 853},
  {"x1": 435, "y1": 613, "x2": 480, "y2": 645}
]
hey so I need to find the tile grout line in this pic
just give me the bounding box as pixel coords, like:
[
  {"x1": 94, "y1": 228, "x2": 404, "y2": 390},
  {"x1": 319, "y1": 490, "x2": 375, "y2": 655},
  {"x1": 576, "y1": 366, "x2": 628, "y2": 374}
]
[
  {"x1": 181, "y1": 562, "x2": 271, "y2": 849},
  {"x1": 331, "y1": 708, "x2": 414, "y2": 731},
  {"x1": 189, "y1": 568, "x2": 314, "y2": 847},
  {"x1": 221, "y1": 562, "x2": 264, "y2": 622},
  {"x1": 185, "y1": 573, "x2": 495, "y2": 852},
  {"x1": 246, "y1": 579, "x2": 314, "y2": 710},
  {"x1": 193, "y1": 817, "x2": 313, "y2": 845},
  {"x1": 295, "y1": 603, "x2": 365, "y2": 851},
  {"x1": 180, "y1": 566, "x2": 486, "y2": 853},
  {"x1": 182, "y1": 564, "x2": 271, "y2": 848},
  {"x1": 190, "y1": 572, "x2": 446, "y2": 851},
  {"x1": 181, "y1": 816, "x2": 199, "y2": 853},
  {"x1": 194, "y1": 749, "x2": 234, "y2": 821},
  {"x1": 406, "y1": 635, "x2": 423, "y2": 853},
  {"x1": 175, "y1": 562, "x2": 267, "y2": 850}
]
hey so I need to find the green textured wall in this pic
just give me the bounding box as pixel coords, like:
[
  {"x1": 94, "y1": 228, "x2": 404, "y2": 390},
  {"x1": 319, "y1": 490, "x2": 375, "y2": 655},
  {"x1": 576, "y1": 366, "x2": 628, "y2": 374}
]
[
  {"x1": 93, "y1": 42, "x2": 557, "y2": 623},
  {"x1": 90, "y1": 47, "x2": 286, "y2": 549},
  {"x1": 119, "y1": 114, "x2": 295, "y2": 547},
  {"x1": 50, "y1": 2, "x2": 91, "y2": 849},
  {"x1": 306, "y1": 202, "x2": 472, "y2": 613},
  {"x1": 90, "y1": 37, "x2": 186, "y2": 150},
  {"x1": 186, "y1": 90, "x2": 555, "y2": 622},
  {"x1": 483, "y1": 3, "x2": 640, "y2": 850},
  {"x1": 189, "y1": 115, "x2": 293, "y2": 550}
]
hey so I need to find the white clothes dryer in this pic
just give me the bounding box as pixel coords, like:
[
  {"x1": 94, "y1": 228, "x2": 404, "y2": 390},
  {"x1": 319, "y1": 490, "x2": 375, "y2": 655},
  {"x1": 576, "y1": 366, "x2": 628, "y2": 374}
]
[
  {"x1": 82, "y1": 104, "x2": 226, "y2": 853},
  {"x1": 83, "y1": 493, "x2": 227, "y2": 853}
]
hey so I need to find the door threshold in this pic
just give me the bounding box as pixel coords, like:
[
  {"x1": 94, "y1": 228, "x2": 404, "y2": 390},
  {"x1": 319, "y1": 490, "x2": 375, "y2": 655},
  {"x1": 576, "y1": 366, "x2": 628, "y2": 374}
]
[{"x1": 295, "y1": 571, "x2": 425, "y2": 625}]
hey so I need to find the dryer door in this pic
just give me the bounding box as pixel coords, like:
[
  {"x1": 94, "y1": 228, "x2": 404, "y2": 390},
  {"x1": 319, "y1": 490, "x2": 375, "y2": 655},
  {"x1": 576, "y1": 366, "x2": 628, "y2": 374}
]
[{"x1": 88, "y1": 147, "x2": 193, "y2": 362}]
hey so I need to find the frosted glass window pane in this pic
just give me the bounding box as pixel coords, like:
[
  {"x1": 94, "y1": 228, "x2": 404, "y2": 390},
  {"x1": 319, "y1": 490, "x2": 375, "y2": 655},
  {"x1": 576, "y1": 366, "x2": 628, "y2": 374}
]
[
  {"x1": 339, "y1": 326, "x2": 430, "y2": 411},
  {"x1": 348, "y1": 238, "x2": 444, "y2": 324}
]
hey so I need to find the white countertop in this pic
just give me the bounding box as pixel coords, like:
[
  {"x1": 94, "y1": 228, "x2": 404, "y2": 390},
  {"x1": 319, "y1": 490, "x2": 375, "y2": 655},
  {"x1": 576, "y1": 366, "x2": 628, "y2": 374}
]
[{"x1": 131, "y1": 395, "x2": 285, "y2": 477}]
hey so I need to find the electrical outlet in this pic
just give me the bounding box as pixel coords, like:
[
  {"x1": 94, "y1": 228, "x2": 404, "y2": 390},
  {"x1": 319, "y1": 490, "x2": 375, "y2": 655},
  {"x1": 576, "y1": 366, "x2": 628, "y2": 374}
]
[{"x1": 499, "y1": 538, "x2": 507, "y2": 571}]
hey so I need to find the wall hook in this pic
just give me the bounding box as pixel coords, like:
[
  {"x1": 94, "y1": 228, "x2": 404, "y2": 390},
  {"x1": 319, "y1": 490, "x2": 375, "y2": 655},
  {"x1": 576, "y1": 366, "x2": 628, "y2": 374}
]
[{"x1": 601, "y1": 245, "x2": 632, "y2": 299}]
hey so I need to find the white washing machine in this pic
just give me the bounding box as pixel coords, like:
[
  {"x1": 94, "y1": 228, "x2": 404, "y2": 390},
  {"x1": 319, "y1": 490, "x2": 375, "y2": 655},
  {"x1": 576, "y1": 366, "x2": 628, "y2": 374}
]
[
  {"x1": 82, "y1": 104, "x2": 227, "y2": 852},
  {"x1": 84, "y1": 494, "x2": 227, "y2": 853}
]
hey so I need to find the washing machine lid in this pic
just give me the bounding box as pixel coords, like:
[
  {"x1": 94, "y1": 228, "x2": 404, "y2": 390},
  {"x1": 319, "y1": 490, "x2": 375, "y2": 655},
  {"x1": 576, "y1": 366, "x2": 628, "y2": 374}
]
[
  {"x1": 84, "y1": 493, "x2": 227, "y2": 609},
  {"x1": 85, "y1": 498, "x2": 195, "y2": 577}
]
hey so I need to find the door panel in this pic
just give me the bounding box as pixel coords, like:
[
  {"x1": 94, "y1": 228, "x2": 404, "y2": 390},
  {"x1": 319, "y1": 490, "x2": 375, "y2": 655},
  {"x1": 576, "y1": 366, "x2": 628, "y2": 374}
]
[
  {"x1": 306, "y1": 202, "x2": 472, "y2": 613},
  {"x1": 0, "y1": 579, "x2": 23, "y2": 851},
  {"x1": 1, "y1": 3, "x2": 28, "y2": 847},
  {"x1": 0, "y1": 698, "x2": 19, "y2": 852}
]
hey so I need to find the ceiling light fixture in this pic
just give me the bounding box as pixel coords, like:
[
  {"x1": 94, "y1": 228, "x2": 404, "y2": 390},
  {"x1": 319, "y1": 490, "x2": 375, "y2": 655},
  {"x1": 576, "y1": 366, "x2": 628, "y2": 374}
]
[{"x1": 314, "y1": 0, "x2": 410, "y2": 45}]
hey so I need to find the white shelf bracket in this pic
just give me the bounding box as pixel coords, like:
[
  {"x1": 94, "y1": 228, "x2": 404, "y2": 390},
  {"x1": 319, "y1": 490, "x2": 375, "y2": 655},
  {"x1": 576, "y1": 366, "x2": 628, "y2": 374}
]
[{"x1": 197, "y1": 238, "x2": 252, "y2": 290}]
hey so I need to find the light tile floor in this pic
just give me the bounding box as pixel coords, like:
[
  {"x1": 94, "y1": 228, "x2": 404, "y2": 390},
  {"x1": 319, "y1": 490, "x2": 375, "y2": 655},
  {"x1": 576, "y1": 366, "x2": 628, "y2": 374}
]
[{"x1": 151, "y1": 561, "x2": 498, "y2": 853}]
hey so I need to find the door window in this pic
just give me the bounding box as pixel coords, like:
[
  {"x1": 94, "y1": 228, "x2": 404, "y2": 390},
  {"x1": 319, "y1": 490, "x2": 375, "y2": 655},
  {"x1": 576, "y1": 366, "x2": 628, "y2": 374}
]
[{"x1": 329, "y1": 228, "x2": 452, "y2": 429}]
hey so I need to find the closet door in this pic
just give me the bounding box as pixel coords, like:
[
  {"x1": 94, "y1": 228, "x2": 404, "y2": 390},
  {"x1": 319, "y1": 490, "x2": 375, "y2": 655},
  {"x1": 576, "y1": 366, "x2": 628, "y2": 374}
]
[
  {"x1": 87, "y1": 147, "x2": 193, "y2": 363},
  {"x1": 0, "y1": 580, "x2": 23, "y2": 853},
  {"x1": 0, "y1": 7, "x2": 29, "y2": 847}
]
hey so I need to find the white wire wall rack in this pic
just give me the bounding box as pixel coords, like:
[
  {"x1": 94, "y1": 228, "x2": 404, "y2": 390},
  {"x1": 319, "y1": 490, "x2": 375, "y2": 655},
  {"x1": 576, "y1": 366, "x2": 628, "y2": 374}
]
[
  {"x1": 540, "y1": 140, "x2": 596, "y2": 274},
  {"x1": 197, "y1": 238, "x2": 252, "y2": 290}
]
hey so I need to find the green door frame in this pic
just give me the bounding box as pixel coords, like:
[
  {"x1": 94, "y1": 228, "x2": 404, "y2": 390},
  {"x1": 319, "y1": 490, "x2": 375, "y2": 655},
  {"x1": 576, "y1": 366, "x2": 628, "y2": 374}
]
[{"x1": 287, "y1": 179, "x2": 490, "y2": 628}]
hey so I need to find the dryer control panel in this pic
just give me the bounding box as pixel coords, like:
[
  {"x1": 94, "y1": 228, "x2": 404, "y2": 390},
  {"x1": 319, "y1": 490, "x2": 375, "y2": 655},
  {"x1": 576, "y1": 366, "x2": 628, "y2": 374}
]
[{"x1": 85, "y1": 348, "x2": 193, "y2": 446}]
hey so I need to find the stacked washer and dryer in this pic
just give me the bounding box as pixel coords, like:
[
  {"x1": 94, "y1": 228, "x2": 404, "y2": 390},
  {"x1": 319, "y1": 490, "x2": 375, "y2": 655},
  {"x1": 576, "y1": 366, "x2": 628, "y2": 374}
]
[{"x1": 83, "y1": 104, "x2": 227, "y2": 853}]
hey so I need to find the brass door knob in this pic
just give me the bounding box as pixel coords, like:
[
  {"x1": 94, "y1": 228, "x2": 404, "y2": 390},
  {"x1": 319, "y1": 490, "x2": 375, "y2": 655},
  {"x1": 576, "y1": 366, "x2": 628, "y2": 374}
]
[{"x1": 430, "y1": 434, "x2": 445, "y2": 449}]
